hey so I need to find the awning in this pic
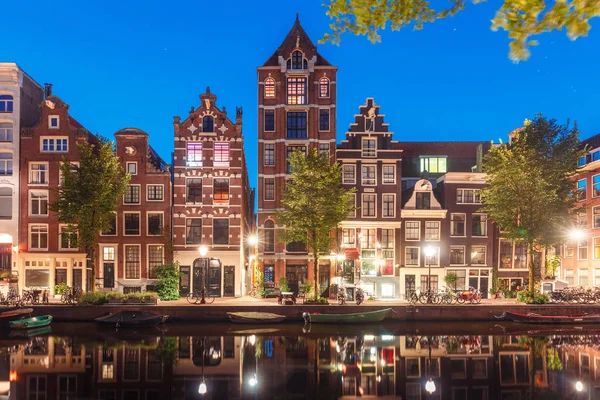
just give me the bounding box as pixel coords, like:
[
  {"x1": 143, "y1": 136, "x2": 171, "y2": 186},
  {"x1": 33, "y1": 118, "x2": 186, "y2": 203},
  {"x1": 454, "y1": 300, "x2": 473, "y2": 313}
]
[{"x1": 344, "y1": 248, "x2": 360, "y2": 260}]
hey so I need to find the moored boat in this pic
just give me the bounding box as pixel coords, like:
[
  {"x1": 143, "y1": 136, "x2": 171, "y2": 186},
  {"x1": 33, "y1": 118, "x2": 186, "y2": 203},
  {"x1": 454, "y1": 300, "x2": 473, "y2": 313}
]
[
  {"x1": 9, "y1": 315, "x2": 53, "y2": 329},
  {"x1": 495, "y1": 310, "x2": 600, "y2": 324},
  {"x1": 302, "y1": 308, "x2": 392, "y2": 324},
  {"x1": 95, "y1": 311, "x2": 168, "y2": 328},
  {"x1": 0, "y1": 308, "x2": 33, "y2": 328},
  {"x1": 228, "y1": 312, "x2": 286, "y2": 324}
]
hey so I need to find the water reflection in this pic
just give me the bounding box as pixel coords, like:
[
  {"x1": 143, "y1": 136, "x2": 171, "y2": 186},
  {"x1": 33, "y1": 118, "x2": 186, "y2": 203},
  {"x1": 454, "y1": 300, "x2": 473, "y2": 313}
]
[{"x1": 1, "y1": 326, "x2": 600, "y2": 399}]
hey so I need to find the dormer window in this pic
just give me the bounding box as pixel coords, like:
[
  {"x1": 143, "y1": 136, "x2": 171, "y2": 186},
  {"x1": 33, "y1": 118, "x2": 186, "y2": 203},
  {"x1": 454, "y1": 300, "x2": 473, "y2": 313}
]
[
  {"x1": 288, "y1": 51, "x2": 307, "y2": 70},
  {"x1": 0, "y1": 95, "x2": 13, "y2": 113},
  {"x1": 319, "y1": 78, "x2": 330, "y2": 98},
  {"x1": 264, "y1": 78, "x2": 276, "y2": 98},
  {"x1": 578, "y1": 156, "x2": 587, "y2": 167},
  {"x1": 419, "y1": 156, "x2": 447, "y2": 174},
  {"x1": 362, "y1": 138, "x2": 377, "y2": 158},
  {"x1": 49, "y1": 116, "x2": 60, "y2": 129},
  {"x1": 202, "y1": 116, "x2": 214, "y2": 133}
]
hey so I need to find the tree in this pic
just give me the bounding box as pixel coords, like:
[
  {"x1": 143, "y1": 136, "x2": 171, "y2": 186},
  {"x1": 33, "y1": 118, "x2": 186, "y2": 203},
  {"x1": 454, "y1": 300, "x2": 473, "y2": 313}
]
[
  {"x1": 154, "y1": 263, "x2": 181, "y2": 301},
  {"x1": 50, "y1": 137, "x2": 130, "y2": 289},
  {"x1": 276, "y1": 149, "x2": 355, "y2": 301},
  {"x1": 481, "y1": 115, "x2": 585, "y2": 293},
  {"x1": 321, "y1": 0, "x2": 600, "y2": 61}
]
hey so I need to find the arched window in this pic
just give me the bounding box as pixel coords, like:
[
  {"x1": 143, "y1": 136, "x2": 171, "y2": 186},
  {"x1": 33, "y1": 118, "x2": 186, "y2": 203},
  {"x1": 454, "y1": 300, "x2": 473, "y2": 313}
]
[
  {"x1": 264, "y1": 220, "x2": 275, "y2": 253},
  {"x1": 202, "y1": 116, "x2": 214, "y2": 132},
  {"x1": 319, "y1": 77, "x2": 330, "y2": 98},
  {"x1": 0, "y1": 95, "x2": 13, "y2": 113},
  {"x1": 0, "y1": 123, "x2": 13, "y2": 142},
  {"x1": 291, "y1": 51, "x2": 304, "y2": 69},
  {"x1": 264, "y1": 78, "x2": 275, "y2": 98}
]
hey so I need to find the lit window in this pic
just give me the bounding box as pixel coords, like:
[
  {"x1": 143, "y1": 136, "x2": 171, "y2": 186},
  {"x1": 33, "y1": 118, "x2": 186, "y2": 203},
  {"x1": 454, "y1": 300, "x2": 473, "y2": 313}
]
[
  {"x1": 319, "y1": 77, "x2": 330, "y2": 97},
  {"x1": 126, "y1": 162, "x2": 137, "y2": 175},
  {"x1": 342, "y1": 228, "x2": 355, "y2": 246},
  {"x1": 186, "y1": 142, "x2": 203, "y2": 166},
  {"x1": 41, "y1": 137, "x2": 68, "y2": 152},
  {"x1": 213, "y1": 178, "x2": 229, "y2": 202},
  {"x1": 29, "y1": 163, "x2": 48, "y2": 184},
  {"x1": 29, "y1": 190, "x2": 48, "y2": 216},
  {"x1": 264, "y1": 178, "x2": 275, "y2": 200},
  {"x1": 0, "y1": 123, "x2": 13, "y2": 142},
  {"x1": 343, "y1": 165, "x2": 355, "y2": 184},
  {"x1": 213, "y1": 143, "x2": 230, "y2": 168},
  {"x1": 424, "y1": 221, "x2": 440, "y2": 240},
  {"x1": 456, "y1": 188, "x2": 481, "y2": 204},
  {"x1": 147, "y1": 185, "x2": 164, "y2": 201},
  {"x1": 0, "y1": 153, "x2": 13, "y2": 175},
  {"x1": 264, "y1": 143, "x2": 275, "y2": 166},
  {"x1": 103, "y1": 247, "x2": 115, "y2": 261},
  {"x1": 202, "y1": 116, "x2": 214, "y2": 132},
  {"x1": 362, "y1": 139, "x2": 376, "y2": 157},
  {"x1": 264, "y1": 109, "x2": 275, "y2": 132},
  {"x1": 383, "y1": 166, "x2": 395, "y2": 184},
  {"x1": 319, "y1": 109, "x2": 329, "y2": 131},
  {"x1": 123, "y1": 185, "x2": 140, "y2": 204},
  {"x1": 419, "y1": 157, "x2": 447, "y2": 173},
  {"x1": 362, "y1": 194, "x2": 376, "y2": 217},
  {"x1": 264, "y1": 78, "x2": 276, "y2": 98},
  {"x1": 286, "y1": 77, "x2": 307, "y2": 105},
  {"x1": 0, "y1": 95, "x2": 13, "y2": 113},
  {"x1": 471, "y1": 245, "x2": 486, "y2": 265},
  {"x1": 30, "y1": 224, "x2": 48, "y2": 249},
  {"x1": 49, "y1": 115, "x2": 60, "y2": 128},
  {"x1": 361, "y1": 165, "x2": 376, "y2": 185}
]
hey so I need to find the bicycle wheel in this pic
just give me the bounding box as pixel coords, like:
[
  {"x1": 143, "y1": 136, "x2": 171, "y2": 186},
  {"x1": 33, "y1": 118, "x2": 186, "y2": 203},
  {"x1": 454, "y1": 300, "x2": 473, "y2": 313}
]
[
  {"x1": 206, "y1": 295, "x2": 216, "y2": 304},
  {"x1": 456, "y1": 296, "x2": 466, "y2": 304},
  {"x1": 187, "y1": 292, "x2": 198, "y2": 304},
  {"x1": 418, "y1": 293, "x2": 430, "y2": 305}
]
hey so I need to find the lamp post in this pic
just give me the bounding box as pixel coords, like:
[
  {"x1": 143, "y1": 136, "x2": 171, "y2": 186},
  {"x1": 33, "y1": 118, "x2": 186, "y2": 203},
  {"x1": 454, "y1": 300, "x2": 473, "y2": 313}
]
[
  {"x1": 424, "y1": 246, "x2": 435, "y2": 302},
  {"x1": 199, "y1": 246, "x2": 208, "y2": 304}
]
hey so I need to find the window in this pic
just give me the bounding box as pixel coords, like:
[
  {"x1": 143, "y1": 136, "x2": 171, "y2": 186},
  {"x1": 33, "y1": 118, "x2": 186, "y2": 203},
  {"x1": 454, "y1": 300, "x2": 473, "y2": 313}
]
[
  {"x1": 343, "y1": 165, "x2": 356, "y2": 184},
  {"x1": 596, "y1": 269, "x2": 600, "y2": 286},
  {"x1": 348, "y1": 193, "x2": 356, "y2": 218},
  {"x1": 264, "y1": 78, "x2": 275, "y2": 98},
  {"x1": 264, "y1": 264, "x2": 274, "y2": 282},
  {"x1": 593, "y1": 152, "x2": 600, "y2": 162},
  {"x1": 49, "y1": 115, "x2": 60, "y2": 128},
  {"x1": 565, "y1": 269, "x2": 574, "y2": 285},
  {"x1": 60, "y1": 226, "x2": 78, "y2": 250},
  {"x1": 457, "y1": 188, "x2": 482, "y2": 204},
  {"x1": 416, "y1": 192, "x2": 431, "y2": 209},
  {"x1": 213, "y1": 142, "x2": 230, "y2": 168},
  {"x1": 361, "y1": 165, "x2": 376, "y2": 185},
  {"x1": 450, "y1": 214, "x2": 465, "y2": 236},
  {"x1": 287, "y1": 77, "x2": 307, "y2": 104},
  {"x1": 362, "y1": 139, "x2": 376, "y2": 157},
  {"x1": 383, "y1": 166, "x2": 395, "y2": 184},
  {"x1": 124, "y1": 213, "x2": 140, "y2": 235},
  {"x1": 264, "y1": 178, "x2": 275, "y2": 200},
  {"x1": 318, "y1": 143, "x2": 329, "y2": 157},
  {"x1": 264, "y1": 143, "x2": 275, "y2": 166},
  {"x1": 594, "y1": 238, "x2": 600, "y2": 259},
  {"x1": 29, "y1": 163, "x2": 48, "y2": 184},
  {"x1": 124, "y1": 185, "x2": 140, "y2": 204},
  {"x1": 361, "y1": 228, "x2": 376, "y2": 249},
  {"x1": 202, "y1": 116, "x2": 214, "y2": 132},
  {"x1": 147, "y1": 185, "x2": 163, "y2": 201},
  {"x1": 290, "y1": 50, "x2": 304, "y2": 69},
  {"x1": 594, "y1": 207, "x2": 600, "y2": 228},
  {"x1": 423, "y1": 247, "x2": 440, "y2": 267},
  {"x1": 213, "y1": 219, "x2": 229, "y2": 245},
  {"x1": 286, "y1": 145, "x2": 306, "y2": 173},
  {"x1": 578, "y1": 179, "x2": 587, "y2": 201},
  {"x1": 472, "y1": 214, "x2": 488, "y2": 236},
  {"x1": 0, "y1": 188, "x2": 11, "y2": 219},
  {"x1": 450, "y1": 246, "x2": 465, "y2": 265},
  {"x1": 0, "y1": 95, "x2": 13, "y2": 113},
  {"x1": 381, "y1": 229, "x2": 394, "y2": 273},
  {"x1": 30, "y1": 224, "x2": 48, "y2": 249},
  {"x1": 405, "y1": 247, "x2": 420, "y2": 266},
  {"x1": 500, "y1": 240, "x2": 529, "y2": 269},
  {"x1": 382, "y1": 194, "x2": 395, "y2": 217},
  {"x1": 148, "y1": 245, "x2": 163, "y2": 279},
  {"x1": 577, "y1": 211, "x2": 587, "y2": 227},
  {"x1": 579, "y1": 155, "x2": 587, "y2": 166},
  {"x1": 147, "y1": 213, "x2": 163, "y2": 235},
  {"x1": 102, "y1": 213, "x2": 117, "y2": 235},
  {"x1": 319, "y1": 77, "x2": 330, "y2": 97},
  {"x1": 41, "y1": 137, "x2": 68, "y2": 152},
  {"x1": 186, "y1": 218, "x2": 202, "y2": 244},
  {"x1": 579, "y1": 239, "x2": 588, "y2": 260},
  {"x1": 580, "y1": 269, "x2": 589, "y2": 286},
  {"x1": 319, "y1": 109, "x2": 330, "y2": 131},
  {"x1": 27, "y1": 376, "x2": 46, "y2": 399},
  {"x1": 343, "y1": 228, "x2": 355, "y2": 246},
  {"x1": 264, "y1": 109, "x2": 275, "y2": 131},
  {"x1": 103, "y1": 247, "x2": 115, "y2": 262},
  {"x1": 126, "y1": 162, "x2": 137, "y2": 175},
  {"x1": 186, "y1": 178, "x2": 202, "y2": 203},
  {"x1": 286, "y1": 111, "x2": 307, "y2": 138},
  {"x1": 362, "y1": 194, "x2": 376, "y2": 217},
  {"x1": 0, "y1": 122, "x2": 12, "y2": 141},
  {"x1": 213, "y1": 178, "x2": 229, "y2": 202},
  {"x1": 425, "y1": 221, "x2": 440, "y2": 240},
  {"x1": 447, "y1": 270, "x2": 466, "y2": 290},
  {"x1": 29, "y1": 190, "x2": 48, "y2": 216},
  {"x1": 186, "y1": 143, "x2": 203, "y2": 167},
  {"x1": 125, "y1": 246, "x2": 140, "y2": 279},
  {"x1": 419, "y1": 156, "x2": 447, "y2": 173},
  {"x1": 471, "y1": 245, "x2": 487, "y2": 265},
  {"x1": 405, "y1": 221, "x2": 420, "y2": 241},
  {"x1": 264, "y1": 220, "x2": 275, "y2": 252},
  {"x1": 58, "y1": 161, "x2": 78, "y2": 186},
  {"x1": 594, "y1": 175, "x2": 600, "y2": 197}
]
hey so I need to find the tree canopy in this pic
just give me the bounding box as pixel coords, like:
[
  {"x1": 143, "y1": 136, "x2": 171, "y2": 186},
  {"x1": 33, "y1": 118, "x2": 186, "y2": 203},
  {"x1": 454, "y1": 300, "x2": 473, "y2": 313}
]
[
  {"x1": 321, "y1": 0, "x2": 600, "y2": 61},
  {"x1": 276, "y1": 148, "x2": 355, "y2": 300},
  {"x1": 481, "y1": 115, "x2": 585, "y2": 291}
]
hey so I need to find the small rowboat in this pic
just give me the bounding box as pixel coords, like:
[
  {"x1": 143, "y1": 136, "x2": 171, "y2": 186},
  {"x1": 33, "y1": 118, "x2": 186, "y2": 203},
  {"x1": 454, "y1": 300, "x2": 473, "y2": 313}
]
[
  {"x1": 303, "y1": 308, "x2": 392, "y2": 324},
  {"x1": 227, "y1": 312, "x2": 286, "y2": 324},
  {"x1": 0, "y1": 308, "x2": 33, "y2": 328},
  {"x1": 95, "y1": 311, "x2": 168, "y2": 328},
  {"x1": 10, "y1": 315, "x2": 53, "y2": 329},
  {"x1": 495, "y1": 310, "x2": 600, "y2": 324}
]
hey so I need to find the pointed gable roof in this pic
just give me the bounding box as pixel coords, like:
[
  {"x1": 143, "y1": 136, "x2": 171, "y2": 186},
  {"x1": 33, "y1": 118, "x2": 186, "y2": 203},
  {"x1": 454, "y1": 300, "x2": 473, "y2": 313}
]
[{"x1": 262, "y1": 14, "x2": 333, "y2": 67}]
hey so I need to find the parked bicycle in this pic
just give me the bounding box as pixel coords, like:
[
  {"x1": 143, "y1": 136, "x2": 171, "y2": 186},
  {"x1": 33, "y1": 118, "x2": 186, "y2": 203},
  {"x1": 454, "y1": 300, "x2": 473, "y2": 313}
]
[
  {"x1": 186, "y1": 288, "x2": 216, "y2": 304},
  {"x1": 456, "y1": 287, "x2": 482, "y2": 304},
  {"x1": 418, "y1": 288, "x2": 441, "y2": 305},
  {"x1": 61, "y1": 287, "x2": 82, "y2": 305},
  {"x1": 337, "y1": 286, "x2": 347, "y2": 305},
  {"x1": 5, "y1": 287, "x2": 22, "y2": 307}
]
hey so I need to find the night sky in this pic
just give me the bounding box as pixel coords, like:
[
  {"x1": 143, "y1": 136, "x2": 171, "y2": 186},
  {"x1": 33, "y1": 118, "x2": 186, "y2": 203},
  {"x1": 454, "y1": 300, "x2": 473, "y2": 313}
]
[{"x1": 3, "y1": 0, "x2": 599, "y2": 193}]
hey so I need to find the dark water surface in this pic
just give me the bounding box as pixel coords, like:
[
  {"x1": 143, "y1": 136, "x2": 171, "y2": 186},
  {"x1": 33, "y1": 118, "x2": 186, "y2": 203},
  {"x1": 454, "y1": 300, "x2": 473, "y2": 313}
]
[{"x1": 1, "y1": 322, "x2": 598, "y2": 399}]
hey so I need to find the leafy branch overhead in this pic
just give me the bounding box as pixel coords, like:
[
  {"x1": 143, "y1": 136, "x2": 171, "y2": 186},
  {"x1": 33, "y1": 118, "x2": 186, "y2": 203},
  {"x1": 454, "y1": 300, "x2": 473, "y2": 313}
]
[{"x1": 321, "y1": 0, "x2": 600, "y2": 61}]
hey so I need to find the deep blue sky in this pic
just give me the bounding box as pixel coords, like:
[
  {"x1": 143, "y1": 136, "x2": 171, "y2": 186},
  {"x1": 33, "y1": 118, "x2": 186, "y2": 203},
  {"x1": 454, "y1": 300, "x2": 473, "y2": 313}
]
[{"x1": 3, "y1": 0, "x2": 599, "y2": 193}]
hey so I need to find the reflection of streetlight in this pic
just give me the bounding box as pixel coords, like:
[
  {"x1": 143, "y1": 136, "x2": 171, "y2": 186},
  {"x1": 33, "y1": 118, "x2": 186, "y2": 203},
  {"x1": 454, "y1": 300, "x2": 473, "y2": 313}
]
[
  {"x1": 198, "y1": 336, "x2": 207, "y2": 395},
  {"x1": 249, "y1": 335, "x2": 256, "y2": 346},
  {"x1": 425, "y1": 378, "x2": 436, "y2": 394},
  {"x1": 198, "y1": 381, "x2": 207, "y2": 395},
  {"x1": 576, "y1": 381, "x2": 584, "y2": 392},
  {"x1": 424, "y1": 246, "x2": 435, "y2": 301},
  {"x1": 199, "y1": 246, "x2": 208, "y2": 304},
  {"x1": 249, "y1": 374, "x2": 257, "y2": 387}
]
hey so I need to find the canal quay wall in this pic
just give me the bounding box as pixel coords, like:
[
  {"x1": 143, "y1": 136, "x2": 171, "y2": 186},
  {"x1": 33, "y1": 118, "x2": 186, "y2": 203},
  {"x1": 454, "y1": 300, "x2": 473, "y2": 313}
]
[{"x1": 22, "y1": 304, "x2": 600, "y2": 323}]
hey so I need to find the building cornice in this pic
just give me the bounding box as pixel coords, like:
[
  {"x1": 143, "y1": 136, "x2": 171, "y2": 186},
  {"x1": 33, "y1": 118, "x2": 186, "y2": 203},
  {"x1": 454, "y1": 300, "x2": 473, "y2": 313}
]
[{"x1": 401, "y1": 210, "x2": 448, "y2": 218}]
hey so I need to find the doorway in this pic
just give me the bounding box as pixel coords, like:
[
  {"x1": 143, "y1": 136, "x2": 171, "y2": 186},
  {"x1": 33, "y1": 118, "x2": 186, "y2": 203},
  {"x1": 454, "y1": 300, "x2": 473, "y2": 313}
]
[
  {"x1": 223, "y1": 266, "x2": 235, "y2": 297},
  {"x1": 192, "y1": 259, "x2": 204, "y2": 294},
  {"x1": 103, "y1": 263, "x2": 114, "y2": 289},
  {"x1": 207, "y1": 259, "x2": 222, "y2": 297},
  {"x1": 319, "y1": 264, "x2": 330, "y2": 298},
  {"x1": 286, "y1": 265, "x2": 308, "y2": 295},
  {"x1": 179, "y1": 265, "x2": 190, "y2": 297},
  {"x1": 73, "y1": 269, "x2": 82, "y2": 290},
  {"x1": 469, "y1": 269, "x2": 490, "y2": 299},
  {"x1": 405, "y1": 275, "x2": 416, "y2": 300}
]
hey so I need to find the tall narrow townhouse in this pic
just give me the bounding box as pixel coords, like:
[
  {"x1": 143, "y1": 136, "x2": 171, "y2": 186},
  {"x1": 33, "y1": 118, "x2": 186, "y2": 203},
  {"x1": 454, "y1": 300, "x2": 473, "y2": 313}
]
[
  {"x1": 336, "y1": 99, "x2": 403, "y2": 299},
  {"x1": 96, "y1": 128, "x2": 172, "y2": 293},
  {"x1": 257, "y1": 16, "x2": 337, "y2": 295},
  {"x1": 172, "y1": 88, "x2": 253, "y2": 298},
  {"x1": 0, "y1": 64, "x2": 43, "y2": 280},
  {"x1": 19, "y1": 89, "x2": 95, "y2": 294}
]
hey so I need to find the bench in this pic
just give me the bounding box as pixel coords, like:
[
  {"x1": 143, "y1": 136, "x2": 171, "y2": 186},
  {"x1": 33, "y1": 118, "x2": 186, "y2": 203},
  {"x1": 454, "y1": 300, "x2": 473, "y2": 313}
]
[{"x1": 263, "y1": 282, "x2": 281, "y2": 298}]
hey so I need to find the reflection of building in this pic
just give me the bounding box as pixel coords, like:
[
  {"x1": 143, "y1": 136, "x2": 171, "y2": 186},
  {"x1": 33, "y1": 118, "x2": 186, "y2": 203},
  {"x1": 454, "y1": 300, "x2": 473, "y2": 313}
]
[{"x1": 172, "y1": 88, "x2": 254, "y2": 298}]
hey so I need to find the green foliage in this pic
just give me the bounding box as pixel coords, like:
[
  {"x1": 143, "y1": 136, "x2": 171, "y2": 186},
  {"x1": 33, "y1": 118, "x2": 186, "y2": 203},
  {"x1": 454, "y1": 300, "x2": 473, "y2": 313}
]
[
  {"x1": 547, "y1": 348, "x2": 563, "y2": 371},
  {"x1": 124, "y1": 292, "x2": 158, "y2": 302},
  {"x1": 106, "y1": 291, "x2": 125, "y2": 301},
  {"x1": 276, "y1": 148, "x2": 355, "y2": 300},
  {"x1": 368, "y1": 296, "x2": 375, "y2": 301},
  {"x1": 503, "y1": 289, "x2": 516, "y2": 298},
  {"x1": 321, "y1": 0, "x2": 600, "y2": 61},
  {"x1": 54, "y1": 282, "x2": 70, "y2": 295},
  {"x1": 153, "y1": 263, "x2": 180, "y2": 301},
  {"x1": 517, "y1": 289, "x2": 550, "y2": 304},
  {"x1": 155, "y1": 336, "x2": 178, "y2": 365},
  {"x1": 300, "y1": 279, "x2": 314, "y2": 296},
  {"x1": 50, "y1": 137, "x2": 130, "y2": 286},
  {"x1": 444, "y1": 273, "x2": 457, "y2": 286},
  {"x1": 0, "y1": 271, "x2": 14, "y2": 279},
  {"x1": 481, "y1": 115, "x2": 586, "y2": 291},
  {"x1": 254, "y1": 268, "x2": 264, "y2": 290},
  {"x1": 78, "y1": 292, "x2": 108, "y2": 306},
  {"x1": 306, "y1": 297, "x2": 329, "y2": 304},
  {"x1": 491, "y1": 268, "x2": 499, "y2": 293},
  {"x1": 279, "y1": 277, "x2": 290, "y2": 292},
  {"x1": 546, "y1": 255, "x2": 561, "y2": 278}
]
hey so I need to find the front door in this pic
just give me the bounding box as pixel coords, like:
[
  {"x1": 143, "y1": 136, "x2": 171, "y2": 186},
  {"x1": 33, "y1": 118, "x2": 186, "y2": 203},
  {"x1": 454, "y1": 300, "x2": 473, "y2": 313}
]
[
  {"x1": 192, "y1": 260, "x2": 204, "y2": 294},
  {"x1": 405, "y1": 275, "x2": 416, "y2": 300},
  {"x1": 103, "y1": 263, "x2": 114, "y2": 288},
  {"x1": 286, "y1": 265, "x2": 308, "y2": 295},
  {"x1": 73, "y1": 269, "x2": 82, "y2": 290},
  {"x1": 319, "y1": 264, "x2": 330, "y2": 298},
  {"x1": 179, "y1": 265, "x2": 190, "y2": 297},
  {"x1": 223, "y1": 266, "x2": 235, "y2": 297},
  {"x1": 207, "y1": 259, "x2": 221, "y2": 297}
]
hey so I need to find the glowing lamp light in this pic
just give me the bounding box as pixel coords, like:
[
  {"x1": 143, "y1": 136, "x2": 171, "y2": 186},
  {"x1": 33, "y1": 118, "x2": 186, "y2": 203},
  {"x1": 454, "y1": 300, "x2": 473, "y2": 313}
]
[
  {"x1": 425, "y1": 246, "x2": 436, "y2": 257},
  {"x1": 364, "y1": 335, "x2": 375, "y2": 341},
  {"x1": 12, "y1": 246, "x2": 19, "y2": 253},
  {"x1": 249, "y1": 375, "x2": 257, "y2": 387},
  {"x1": 336, "y1": 254, "x2": 345, "y2": 262},
  {"x1": 375, "y1": 242, "x2": 382, "y2": 249},
  {"x1": 425, "y1": 378, "x2": 436, "y2": 394},
  {"x1": 249, "y1": 255, "x2": 256, "y2": 262},
  {"x1": 198, "y1": 381, "x2": 207, "y2": 395},
  {"x1": 380, "y1": 359, "x2": 386, "y2": 366},
  {"x1": 248, "y1": 235, "x2": 258, "y2": 246},
  {"x1": 199, "y1": 246, "x2": 208, "y2": 257},
  {"x1": 9, "y1": 371, "x2": 17, "y2": 382},
  {"x1": 377, "y1": 375, "x2": 382, "y2": 382},
  {"x1": 576, "y1": 381, "x2": 583, "y2": 392},
  {"x1": 249, "y1": 335, "x2": 256, "y2": 346}
]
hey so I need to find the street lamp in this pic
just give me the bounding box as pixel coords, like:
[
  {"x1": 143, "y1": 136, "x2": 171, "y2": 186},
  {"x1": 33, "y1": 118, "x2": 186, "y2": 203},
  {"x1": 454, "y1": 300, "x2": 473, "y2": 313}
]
[
  {"x1": 569, "y1": 229, "x2": 585, "y2": 241},
  {"x1": 199, "y1": 246, "x2": 208, "y2": 304},
  {"x1": 424, "y1": 246, "x2": 435, "y2": 301},
  {"x1": 576, "y1": 381, "x2": 584, "y2": 392}
]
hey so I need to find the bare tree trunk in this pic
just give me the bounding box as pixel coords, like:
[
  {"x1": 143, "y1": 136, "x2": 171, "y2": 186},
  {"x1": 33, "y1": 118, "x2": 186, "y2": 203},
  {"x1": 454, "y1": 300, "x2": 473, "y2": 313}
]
[{"x1": 88, "y1": 244, "x2": 96, "y2": 292}]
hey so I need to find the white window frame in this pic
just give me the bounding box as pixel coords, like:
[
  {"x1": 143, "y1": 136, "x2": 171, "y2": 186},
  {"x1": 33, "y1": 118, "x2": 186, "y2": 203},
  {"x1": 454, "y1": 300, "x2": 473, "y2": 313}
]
[
  {"x1": 124, "y1": 245, "x2": 142, "y2": 281},
  {"x1": 264, "y1": 77, "x2": 276, "y2": 98},
  {"x1": 456, "y1": 188, "x2": 482, "y2": 204},
  {"x1": 123, "y1": 212, "x2": 141, "y2": 236},
  {"x1": 578, "y1": 178, "x2": 587, "y2": 202},
  {"x1": 29, "y1": 189, "x2": 49, "y2": 216},
  {"x1": 450, "y1": 213, "x2": 466, "y2": 237},
  {"x1": 146, "y1": 184, "x2": 164, "y2": 202},
  {"x1": 593, "y1": 174, "x2": 600, "y2": 198},
  {"x1": 382, "y1": 193, "x2": 395, "y2": 218},
  {"x1": 579, "y1": 268, "x2": 589, "y2": 286},
  {"x1": 101, "y1": 212, "x2": 118, "y2": 236},
  {"x1": 342, "y1": 164, "x2": 356, "y2": 184},
  {"x1": 58, "y1": 224, "x2": 78, "y2": 251},
  {"x1": 405, "y1": 246, "x2": 421, "y2": 267},
  {"x1": 186, "y1": 142, "x2": 203, "y2": 167},
  {"x1": 419, "y1": 156, "x2": 447, "y2": 174},
  {"x1": 361, "y1": 165, "x2": 376, "y2": 186},
  {"x1": 29, "y1": 223, "x2": 49, "y2": 251},
  {"x1": 41, "y1": 136, "x2": 68, "y2": 152},
  {"x1": 263, "y1": 142, "x2": 275, "y2": 167},
  {"x1": 472, "y1": 213, "x2": 488, "y2": 237},
  {"x1": 146, "y1": 211, "x2": 164, "y2": 236},
  {"x1": 382, "y1": 165, "x2": 396, "y2": 184},
  {"x1": 318, "y1": 77, "x2": 330, "y2": 98},
  {"x1": 123, "y1": 184, "x2": 141, "y2": 205},
  {"x1": 348, "y1": 193, "x2": 357, "y2": 218},
  {"x1": 0, "y1": 151, "x2": 12, "y2": 175},
  {"x1": 361, "y1": 138, "x2": 377, "y2": 158},
  {"x1": 147, "y1": 244, "x2": 164, "y2": 279},
  {"x1": 424, "y1": 221, "x2": 441, "y2": 241},
  {"x1": 58, "y1": 161, "x2": 79, "y2": 186},
  {"x1": 449, "y1": 245, "x2": 466, "y2": 266},
  {"x1": 49, "y1": 115, "x2": 60, "y2": 129},
  {"x1": 361, "y1": 193, "x2": 377, "y2": 218},
  {"x1": 0, "y1": 122, "x2": 13, "y2": 142},
  {"x1": 579, "y1": 239, "x2": 589, "y2": 260},
  {"x1": 126, "y1": 162, "x2": 138, "y2": 175},
  {"x1": 29, "y1": 162, "x2": 49, "y2": 185},
  {"x1": 213, "y1": 142, "x2": 230, "y2": 168},
  {"x1": 342, "y1": 228, "x2": 356, "y2": 247},
  {"x1": 471, "y1": 245, "x2": 487, "y2": 266},
  {"x1": 405, "y1": 221, "x2": 421, "y2": 241}
]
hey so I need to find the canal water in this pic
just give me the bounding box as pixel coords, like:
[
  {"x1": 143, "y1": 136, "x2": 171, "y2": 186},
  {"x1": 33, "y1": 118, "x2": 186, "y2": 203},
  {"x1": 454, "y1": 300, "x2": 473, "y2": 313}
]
[{"x1": 0, "y1": 322, "x2": 597, "y2": 399}]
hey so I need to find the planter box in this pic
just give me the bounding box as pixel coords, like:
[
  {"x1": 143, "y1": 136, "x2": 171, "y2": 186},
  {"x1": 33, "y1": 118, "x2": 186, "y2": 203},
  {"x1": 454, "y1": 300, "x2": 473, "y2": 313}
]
[{"x1": 108, "y1": 298, "x2": 125, "y2": 304}]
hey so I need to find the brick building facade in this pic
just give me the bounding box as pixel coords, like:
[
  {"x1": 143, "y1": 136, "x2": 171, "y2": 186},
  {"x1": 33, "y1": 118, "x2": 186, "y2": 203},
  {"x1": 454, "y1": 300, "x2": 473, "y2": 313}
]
[{"x1": 257, "y1": 16, "x2": 337, "y2": 294}]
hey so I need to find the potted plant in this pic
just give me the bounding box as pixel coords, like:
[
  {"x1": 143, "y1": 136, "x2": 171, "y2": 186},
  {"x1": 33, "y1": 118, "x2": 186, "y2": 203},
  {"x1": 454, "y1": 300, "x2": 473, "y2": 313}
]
[
  {"x1": 279, "y1": 277, "x2": 289, "y2": 293},
  {"x1": 106, "y1": 291, "x2": 125, "y2": 304},
  {"x1": 489, "y1": 287, "x2": 500, "y2": 299},
  {"x1": 444, "y1": 273, "x2": 458, "y2": 289},
  {"x1": 54, "y1": 282, "x2": 70, "y2": 296},
  {"x1": 0, "y1": 272, "x2": 14, "y2": 283}
]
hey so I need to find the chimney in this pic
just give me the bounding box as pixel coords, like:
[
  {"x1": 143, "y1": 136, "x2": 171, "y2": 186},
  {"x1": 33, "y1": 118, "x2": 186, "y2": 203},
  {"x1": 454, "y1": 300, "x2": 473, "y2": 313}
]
[{"x1": 44, "y1": 83, "x2": 53, "y2": 98}]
